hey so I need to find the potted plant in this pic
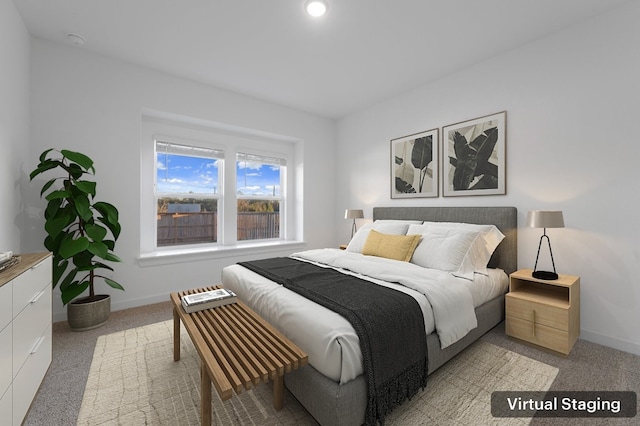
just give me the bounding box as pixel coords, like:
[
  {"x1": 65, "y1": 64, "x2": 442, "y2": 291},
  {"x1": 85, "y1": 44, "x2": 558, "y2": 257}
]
[{"x1": 30, "y1": 148, "x2": 124, "y2": 331}]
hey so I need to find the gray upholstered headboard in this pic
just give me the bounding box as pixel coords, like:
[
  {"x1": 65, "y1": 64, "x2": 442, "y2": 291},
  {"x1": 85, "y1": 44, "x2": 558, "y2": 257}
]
[{"x1": 372, "y1": 206, "x2": 518, "y2": 274}]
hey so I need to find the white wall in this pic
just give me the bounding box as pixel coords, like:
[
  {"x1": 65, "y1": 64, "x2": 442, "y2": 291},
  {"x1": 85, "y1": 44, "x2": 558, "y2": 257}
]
[
  {"x1": 337, "y1": 1, "x2": 640, "y2": 355},
  {"x1": 0, "y1": 0, "x2": 30, "y2": 253},
  {"x1": 24, "y1": 39, "x2": 337, "y2": 321}
]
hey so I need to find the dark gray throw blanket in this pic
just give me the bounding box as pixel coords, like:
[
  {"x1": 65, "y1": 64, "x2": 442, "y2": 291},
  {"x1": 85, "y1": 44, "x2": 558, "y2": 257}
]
[{"x1": 238, "y1": 257, "x2": 427, "y2": 426}]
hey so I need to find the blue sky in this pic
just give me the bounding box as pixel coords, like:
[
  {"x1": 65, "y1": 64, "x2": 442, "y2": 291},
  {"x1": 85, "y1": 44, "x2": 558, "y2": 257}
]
[{"x1": 156, "y1": 153, "x2": 280, "y2": 196}]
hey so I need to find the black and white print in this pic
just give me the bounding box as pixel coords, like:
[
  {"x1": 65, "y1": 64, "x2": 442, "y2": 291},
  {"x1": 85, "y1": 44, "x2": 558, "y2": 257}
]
[
  {"x1": 442, "y1": 111, "x2": 506, "y2": 196},
  {"x1": 391, "y1": 128, "x2": 438, "y2": 198}
]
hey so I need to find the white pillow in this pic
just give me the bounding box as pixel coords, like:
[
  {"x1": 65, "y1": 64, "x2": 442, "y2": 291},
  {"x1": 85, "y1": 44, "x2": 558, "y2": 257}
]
[
  {"x1": 346, "y1": 220, "x2": 422, "y2": 253},
  {"x1": 410, "y1": 222, "x2": 505, "y2": 274},
  {"x1": 407, "y1": 226, "x2": 481, "y2": 280}
]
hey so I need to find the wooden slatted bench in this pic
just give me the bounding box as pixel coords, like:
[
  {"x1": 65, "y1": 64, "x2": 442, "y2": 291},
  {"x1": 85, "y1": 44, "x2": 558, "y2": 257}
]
[{"x1": 170, "y1": 286, "x2": 308, "y2": 425}]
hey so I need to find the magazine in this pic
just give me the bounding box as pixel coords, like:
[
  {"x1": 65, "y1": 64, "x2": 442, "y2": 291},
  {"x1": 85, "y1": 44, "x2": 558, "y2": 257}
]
[{"x1": 181, "y1": 288, "x2": 237, "y2": 313}]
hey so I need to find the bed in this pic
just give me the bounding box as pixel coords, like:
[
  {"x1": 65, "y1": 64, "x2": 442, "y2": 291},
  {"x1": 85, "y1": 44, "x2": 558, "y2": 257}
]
[{"x1": 221, "y1": 206, "x2": 517, "y2": 425}]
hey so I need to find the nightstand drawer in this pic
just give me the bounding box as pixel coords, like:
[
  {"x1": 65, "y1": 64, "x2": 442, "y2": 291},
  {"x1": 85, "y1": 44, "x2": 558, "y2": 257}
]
[
  {"x1": 506, "y1": 294, "x2": 569, "y2": 331},
  {"x1": 505, "y1": 315, "x2": 571, "y2": 354}
]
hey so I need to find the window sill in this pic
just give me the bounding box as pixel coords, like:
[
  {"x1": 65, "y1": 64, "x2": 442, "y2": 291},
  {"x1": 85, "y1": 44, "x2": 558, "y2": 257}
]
[{"x1": 137, "y1": 240, "x2": 306, "y2": 267}]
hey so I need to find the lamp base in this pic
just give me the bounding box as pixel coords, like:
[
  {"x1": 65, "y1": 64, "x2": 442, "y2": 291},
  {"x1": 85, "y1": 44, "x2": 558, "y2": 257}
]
[{"x1": 532, "y1": 270, "x2": 558, "y2": 280}]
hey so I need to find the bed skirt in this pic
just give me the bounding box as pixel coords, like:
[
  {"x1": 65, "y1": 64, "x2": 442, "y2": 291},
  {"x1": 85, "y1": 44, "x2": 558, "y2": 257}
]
[{"x1": 284, "y1": 294, "x2": 505, "y2": 426}]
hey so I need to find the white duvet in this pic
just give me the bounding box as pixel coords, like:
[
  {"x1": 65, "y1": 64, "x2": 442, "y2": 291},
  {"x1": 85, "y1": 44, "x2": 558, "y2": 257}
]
[{"x1": 221, "y1": 248, "x2": 507, "y2": 384}]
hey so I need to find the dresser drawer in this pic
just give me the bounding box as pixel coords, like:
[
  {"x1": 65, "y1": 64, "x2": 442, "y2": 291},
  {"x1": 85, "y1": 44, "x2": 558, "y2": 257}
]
[
  {"x1": 506, "y1": 294, "x2": 569, "y2": 331},
  {"x1": 506, "y1": 315, "x2": 570, "y2": 354},
  {"x1": 13, "y1": 256, "x2": 52, "y2": 315},
  {"x1": 12, "y1": 284, "x2": 51, "y2": 378},
  {"x1": 0, "y1": 324, "x2": 11, "y2": 396},
  {"x1": 0, "y1": 280, "x2": 11, "y2": 331},
  {"x1": 12, "y1": 323, "x2": 51, "y2": 426},
  {"x1": 0, "y1": 384, "x2": 11, "y2": 426}
]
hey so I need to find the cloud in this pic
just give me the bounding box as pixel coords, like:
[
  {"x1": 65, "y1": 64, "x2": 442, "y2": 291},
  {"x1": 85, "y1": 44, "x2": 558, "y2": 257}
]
[{"x1": 237, "y1": 161, "x2": 262, "y2": 170}]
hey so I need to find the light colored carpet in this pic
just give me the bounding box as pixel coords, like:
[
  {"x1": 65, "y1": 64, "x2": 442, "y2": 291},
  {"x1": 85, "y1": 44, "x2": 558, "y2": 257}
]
[{"x1": 77, "y1": 320, "x2": 558, "y2": 425}]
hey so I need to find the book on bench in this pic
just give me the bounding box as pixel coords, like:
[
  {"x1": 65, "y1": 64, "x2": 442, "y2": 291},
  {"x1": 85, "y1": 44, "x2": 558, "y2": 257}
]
[{"x1": 181, "y1": 288, "x2": 237, "y2": 313}]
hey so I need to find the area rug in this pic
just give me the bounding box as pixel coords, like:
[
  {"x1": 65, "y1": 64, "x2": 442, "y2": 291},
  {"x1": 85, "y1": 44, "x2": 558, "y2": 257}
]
[{"x1": 77, "y1": 320, "x2": 558, "y2": 425}]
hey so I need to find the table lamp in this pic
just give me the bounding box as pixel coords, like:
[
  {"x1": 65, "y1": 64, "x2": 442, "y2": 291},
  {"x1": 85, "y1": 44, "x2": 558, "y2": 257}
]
[
  {"x1": 345, "y1": 209, "x2": 364, "y2": 239},
  {"x1": 527, "y1": 210, "x2": 564, "y2": 280}
]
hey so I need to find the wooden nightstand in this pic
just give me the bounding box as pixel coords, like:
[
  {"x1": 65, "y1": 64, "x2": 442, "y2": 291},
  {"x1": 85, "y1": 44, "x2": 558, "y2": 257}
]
[{"x1": 505, "y1": 269, "x2": 580, "y2": 355}]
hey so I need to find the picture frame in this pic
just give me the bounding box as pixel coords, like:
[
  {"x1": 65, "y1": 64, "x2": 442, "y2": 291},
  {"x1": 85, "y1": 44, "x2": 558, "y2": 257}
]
[
  {"x1": 390, "y1": 128, "x2": 438, "y2": 198},
  {"x1": 442, "y1": 111, "x2": 506, "y2": 197}
]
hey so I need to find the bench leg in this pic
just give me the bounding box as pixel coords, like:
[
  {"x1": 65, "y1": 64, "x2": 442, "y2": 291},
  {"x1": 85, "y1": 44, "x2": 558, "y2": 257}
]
[
  {"x1": 201, "y1": 364, "x2": 212, "y2": 425},
  {"x1": 173, "y1": 307, "x2": 181, "y2": 361},
  {"x1": 273, "y1": 374, "x2": 284, "y2": 410}
]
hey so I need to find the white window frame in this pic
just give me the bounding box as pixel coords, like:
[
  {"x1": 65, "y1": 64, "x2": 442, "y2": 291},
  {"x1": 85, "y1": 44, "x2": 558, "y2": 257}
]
[
  {"x1": 236, "y1": 151, "x2": 286, "y2": 241},
  {"x1": 155, "y1": 140, "x2": 224, "y2": 248},
  {"x1": 139, "y1": 113, "x2": 303, "y2": 265}
]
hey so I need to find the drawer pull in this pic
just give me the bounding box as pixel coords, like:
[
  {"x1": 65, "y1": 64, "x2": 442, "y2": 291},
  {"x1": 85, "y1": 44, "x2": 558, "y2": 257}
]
[
  {"x1": 532, "y1": 310, "x2": 536, "y2": 336},
  {"x1": 30, "y1": 289, "x2": 46, "y2": 304},
  {"x1": 30, "y1": 336, "x2": 45, "y2": 354}
]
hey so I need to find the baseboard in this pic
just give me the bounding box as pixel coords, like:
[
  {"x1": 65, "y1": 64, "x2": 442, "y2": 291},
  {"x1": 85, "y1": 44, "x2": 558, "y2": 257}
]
[
  {"x1": 52, "y1": 293, "x2": 171, "y2": 323},
  {"x1": 580, "y1": 328, "x2": 640, "y2": 356}
]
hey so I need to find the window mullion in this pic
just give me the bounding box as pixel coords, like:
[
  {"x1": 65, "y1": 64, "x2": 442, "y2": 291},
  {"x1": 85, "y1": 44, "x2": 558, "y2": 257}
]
[{"x1": 223, "y1": 148, "x2": 238, "y2": 246}]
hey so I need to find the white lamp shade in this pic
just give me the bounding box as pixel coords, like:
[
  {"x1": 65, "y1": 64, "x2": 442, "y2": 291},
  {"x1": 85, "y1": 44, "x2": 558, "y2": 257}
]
[
  {"x1": 345, "y1": 209, "x2": 364, "y2": 219},
  {"x1": 527, "y1": 210, "x2": 564, "y2": 228}
]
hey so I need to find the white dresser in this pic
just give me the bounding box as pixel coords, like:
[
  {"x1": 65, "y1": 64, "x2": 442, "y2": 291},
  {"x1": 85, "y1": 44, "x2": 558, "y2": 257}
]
[{"x1": 0, "y1": 253, "x2": 52, "y2": 426}]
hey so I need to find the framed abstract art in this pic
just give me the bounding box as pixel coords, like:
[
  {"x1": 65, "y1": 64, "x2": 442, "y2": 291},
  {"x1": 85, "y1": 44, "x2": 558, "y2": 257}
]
[
  {"x1": 391, "y1": 128, "x2": 438, "y2": 198},
  {"x1": 442, "y1": 111, "x2": 506, "y2": 197}
]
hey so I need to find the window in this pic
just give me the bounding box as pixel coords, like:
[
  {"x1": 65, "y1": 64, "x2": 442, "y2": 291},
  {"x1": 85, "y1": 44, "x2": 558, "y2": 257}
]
[
  {"x1": 236, "y1": 152, "x2": 285, "y2": 241},
  {"x1": 141, "y1": 114, "x2": 300, "y2": 261},
  {"x1": 155, "y1": 141, "x2": 223, "y2": 247}
]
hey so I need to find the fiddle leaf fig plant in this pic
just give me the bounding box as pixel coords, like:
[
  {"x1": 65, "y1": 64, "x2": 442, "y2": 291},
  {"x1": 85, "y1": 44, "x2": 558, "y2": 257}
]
[{"x1": 30, "y1": 148, "x2": 124, "y2": 305}]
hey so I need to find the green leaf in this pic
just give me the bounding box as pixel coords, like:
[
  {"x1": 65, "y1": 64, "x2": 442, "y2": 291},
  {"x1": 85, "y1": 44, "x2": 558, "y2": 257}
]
[
  {"x1": 40, "y1": 178, "x2": 58, "y2": 197},
  {"x1": 93, "y1": 202, "x2": 119, "y2": 224},
  {"x1": 61, "y1": 281, "x2": 89, "y2": 305},
  {"x1": 76, "y1": 180, "x2": 97, "y2": 196},
  {"x1": 58, "y1": 267, "x2": 79, "y2": 291},
  {"x1": 104, "y1": 278, "x2": 125, "y2": 291},
  {"x1": 88, "y1": 241, "x2": 108, "y2": 259},
  {"x1": 45, "y1": 189, "x2": 71, "y2": 201},
  {"x1": 104, "y1": 252, "x2": 122, "y2": 263},
  {"x1": 94, "y1": 202, "x2": 121, "y2": 239},
  {"x1": 52, "y1": 259, "x2": 69, "y2": 288},
  {"x1": 85, "y1": 223, "x2": 107, "y2": 242},
  {"x1": 44, "y1": 213, "x2": 72, "y2": 239},
  {"x1": 61, "y1": 150, "x2": 94, "y2": 173},
  {"x1": 59, "y1": 236, "x2": 90, "y2": 259},
  {"x1": 44, "y1": 198, "x2": 62, "y2": 220},
  {"x1": 93, "y1": 261, "x2": 114, "y2": 272},
  {"x1": 72, "y1": 250, "x2": 94, "y2": 268},
  {"x1": 102, "y1": 239, "x2": 115, "y2": 251},
  {"x1": 39, "y1": 148, "x2": 54, "y2": 162},
  {"x1": 72, "y1": 193, "x2": 92, "y2": 221},
  {"x1": 45, "y1": 234, "x2": 60, "y2": 254},
  {"x1": 29, "y1": 160, "x2": 61, "y2": 181},
  {"x1": 67, "y1": 163, "x2": 85, "y2": 180}
]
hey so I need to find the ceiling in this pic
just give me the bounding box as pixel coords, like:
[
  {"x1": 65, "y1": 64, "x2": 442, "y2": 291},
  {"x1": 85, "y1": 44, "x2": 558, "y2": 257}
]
[{"x1": 14, "y1": 0, "x2": 630, "y2": 119}]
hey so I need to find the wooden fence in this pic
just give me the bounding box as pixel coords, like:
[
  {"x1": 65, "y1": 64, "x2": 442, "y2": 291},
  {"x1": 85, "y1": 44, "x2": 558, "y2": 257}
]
[
  {"x1": 157, "y1": 212, "x2": 279, "y2": 246},
  {"x1": 237, "y1": 212, "x2": 280, "y2": 241}
]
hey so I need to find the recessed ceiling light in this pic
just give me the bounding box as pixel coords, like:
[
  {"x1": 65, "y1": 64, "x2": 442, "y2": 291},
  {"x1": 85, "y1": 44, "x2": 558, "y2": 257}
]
[{"x1": 305, "y1": 0, "x2": 328, "y2": 17}]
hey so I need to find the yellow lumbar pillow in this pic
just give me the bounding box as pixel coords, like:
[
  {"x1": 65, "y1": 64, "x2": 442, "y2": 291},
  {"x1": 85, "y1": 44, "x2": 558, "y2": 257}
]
[{"x1": 362, "y1": 229, "x2": 421, "y2": 262}]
